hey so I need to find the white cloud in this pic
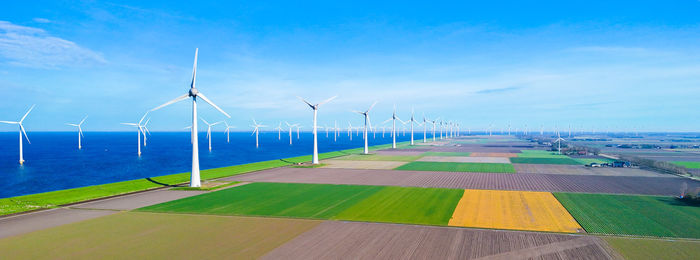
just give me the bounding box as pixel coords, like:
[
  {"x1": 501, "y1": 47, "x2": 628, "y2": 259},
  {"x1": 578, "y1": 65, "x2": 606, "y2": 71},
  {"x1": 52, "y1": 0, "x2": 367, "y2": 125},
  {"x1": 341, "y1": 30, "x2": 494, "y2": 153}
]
[
  {"x1": 0, "y1": 21, "x2": 106, "y2": 68},
  {"x1": 32, "y1": 18, "x2": 51, "y2": 23}
]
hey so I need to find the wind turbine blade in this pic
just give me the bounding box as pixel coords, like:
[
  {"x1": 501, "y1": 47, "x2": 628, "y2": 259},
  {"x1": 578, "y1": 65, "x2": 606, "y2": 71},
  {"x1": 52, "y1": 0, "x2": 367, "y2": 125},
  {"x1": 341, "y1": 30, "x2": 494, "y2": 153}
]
[
  {"x1": 121, "y1": 123, "x2": 138, "y2": 126},
  {"x1": 66, "y1": 123, "x2": 78, "y2": 126},
  {"x1": 143, "y1": 117, "x2": 151, "y2": 126},
  {"x1": 144, "y1": 126, "x2": 151, "y2": 135},
  {"x1": 285, "y1": 121, "x2": 291, "y2": 127},
  {"x1": 0, "y1": 121, "x2": 18, "y2": 124},
  {"x1": 382, "y1": 118, "x2": 391, "y2": 124},
  {"x1": 351, "y1": 110, "x2": 364, "y2": 114},
  {"x1": 318, "y1": 95, "x2": 337, "y2": 107},
  {"x1": 297, "y1": 96, "x2": 314, "y2": 109},
  {"x1": 20, "y1": 124, "x2": 30, "y2": 144},
  {"x1": 200, "y1": 118, "x2": 209, "y2": 125},
  {"x1": 80, "y1": 115, "x2": 88, "y2": 125},
  {"x1": 151, "y1": 94, "x2": 189, "y2": 111},
  {"x1": 79, "y1": 127, "x2": 84, "y2": 138},
  {"x1": 20, "y1": 105, "x2": 35, "y2": 123},
  {"x1": 211, "y1": 121, "x2": 223, "y2": 126},
  {"x1": 196, "y1": 93, "x2": 231, "y2": 118},
  {"x1": 191, "y1": 48, "x2": 198, "y2": 89},
  {"x1": 366, "y1": 101, "x2": 378, "y2": 113},
  {"x1": 367, "y1": 115, "x2": 372, "y2": 129}
]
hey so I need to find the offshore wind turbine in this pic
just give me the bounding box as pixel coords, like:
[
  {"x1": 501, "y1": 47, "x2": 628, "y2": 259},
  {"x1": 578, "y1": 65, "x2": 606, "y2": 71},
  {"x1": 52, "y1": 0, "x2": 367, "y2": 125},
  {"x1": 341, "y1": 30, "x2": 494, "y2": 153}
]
[
  {"x1": 347, "y1": 122, "x2": 353, "y2": 141},
  {"x1": 150, "y1": 48, "x2": 231, "y2": 188},
  {"x1": 141, "y1": 117, "x2": 151, "y2": 147},
  {"x1": 251, "y1": 119, "x2": 267, "y2": 148},
  {"x1": 382, "y1": 106, "x2": 403, "y2": 149},
  {"x1": 201, "y1": 118, "x2": 222, "y2": 151},
  {"x1": 120, "y1": 112, "x2": 149, "y2": 156},
  {"x1": 334, "y1": 121, "x2": 338, "y2": 142},
  {"x1": 66, "y1": 115, "x2": 87, "y2": 150},
  {"x1": 285, "y1": 122, "x2": 298, "y2": 145},
  {"x1": 298, "y1": 95, "x2": 337, "y2": 164},
  {"x1": 1, "y1": 105, "x2": 35, "y2": 164},
  {"x1": 275, "y1": 122, "x2": 283, "y2": 140},
  {"x1": 223, "y1": 122, "x2": 236, "y2": 143},
  {"x1": 352, "y1": 101, "x2": 377, "y2": 154}
]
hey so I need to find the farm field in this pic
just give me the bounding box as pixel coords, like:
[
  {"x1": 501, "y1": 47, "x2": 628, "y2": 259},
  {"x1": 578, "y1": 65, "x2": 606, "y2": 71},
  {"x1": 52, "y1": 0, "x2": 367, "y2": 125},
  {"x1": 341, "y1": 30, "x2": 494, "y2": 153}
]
[
  {"x1": 226, "y1": 167, "x2": 700, "y2": 196},
  {"x1": 573, "y1": 158, "x2": 616, "y2": 165},
  {"x1": 420, "y1": 151, "x2": 472, "y2": 157},
  {"x1": 510, "y1": 157, "x2": 582, "y2": 165},
  {"x1": 602, "y1": 237, "x2": 700, "y2": 260},
  {"x1": 554, "y1": 193, "x2": 700, "y2": 238},
  {"x1": 448, "y1": 189, "x2": 583, "y2": 233},
  {"x1": 517, "y1": 150, "x2": 571, "y2": 158},
  {"x1": 470, "y1": 152, "x2": 518, "y2": 157},
  {"x1": 513, "y1": 164, "x2": 666, "y2": 177},
  {"x1": 139, "y1": 183, "x2": 383, "y2": 219},
  {"x1": 335, "y1": 154, "x2": 422, "y2": 162},
  {"x1": 263, "y1": 221, "x2": 620, "y2": 259},
  {"x1": 0, "y1": 212, "x2": 321, "y2": 259},
  {"x1": 670, "y1": 161, "x2": 700, "y2": 169},
  {"x1": 417, "y1": 156, "x2": 511, "y2": 163},
  {"x1": 320, "y1": 159, "x2": 408, "y2": 169},
  {"x1": 333, "y1": 186, "x2": 463, "y2": 226},
  {"x1": 395, "y1": 161, "x2": 516, "y2": 173}
]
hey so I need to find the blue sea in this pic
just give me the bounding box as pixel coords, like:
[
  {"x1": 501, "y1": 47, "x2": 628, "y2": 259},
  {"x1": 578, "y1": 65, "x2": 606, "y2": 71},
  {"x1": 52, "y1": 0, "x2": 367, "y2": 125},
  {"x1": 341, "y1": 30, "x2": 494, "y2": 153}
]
[{"x1": 0, "y1": 131, "x2": 421, "y2": 198}]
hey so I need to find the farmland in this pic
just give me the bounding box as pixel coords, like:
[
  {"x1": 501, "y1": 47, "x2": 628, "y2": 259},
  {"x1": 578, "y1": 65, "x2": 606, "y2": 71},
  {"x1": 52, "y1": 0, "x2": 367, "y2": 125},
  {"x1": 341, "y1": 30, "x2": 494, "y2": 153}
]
[
  {"x1": 603, "y1": 237, "x2": 700, "y2": 260},
  {"x1": 517, "y1": 150, "x2": 571, "y2": 158},
  {"x1": 554, "y1": 193, "x2": 700, "y2": 238},
  {"x1": 510, "y1": 157, "x2": 583, "y2": 165},
  {"x1": 670, "y1": 161, "x2": 700, "y2": 169},
  {"x1": 336, "y1": 154, "x2": 422, "y2": 162},
  {"x1": 0, "y1": 212, "x2": 321, "y2": 259},
  {"x1": 395, "y1": 161, "x2": 516, "y2": 173},
  {"x1": 448, "y1": 189, "x2": 582, "y2": 233},
  {"x1": 420, "y1": 151, "x2": 472, "y2": 157}
]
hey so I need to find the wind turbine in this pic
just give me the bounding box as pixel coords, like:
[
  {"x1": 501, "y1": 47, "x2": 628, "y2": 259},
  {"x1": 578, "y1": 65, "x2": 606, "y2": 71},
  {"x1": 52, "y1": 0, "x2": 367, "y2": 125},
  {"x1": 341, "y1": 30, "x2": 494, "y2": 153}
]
[
  {"x1": 554, "y1": 131, "x2": 566, "y2": 154},
  {"x1": 251, "y1": 119, "x2": 266, "y2": 148},
  {"x1": 285, "y1": 122, "x2": 298, "y2": 145},
  {"x1": 382, "y1": 106, "x2": 403, "y2": 149},
  {"x1": 224, "y1": 122, "x2": 236, "y2": 143},
  {"x1": 141, "y1": 117, "x2": 151, "y2": 147},
  {"x1": 298, "y1": 95, "x2": 337, "y2": 164},
  {"x1": 276, "y1": 122, "x2": 283, "y2": 140},
  {"x1": 150, "y1": 48, "x2": 231, "y2": 188},
  {"x1": 353, "y1": 101, "x2": 377, "y2": 154},
  {"x1": 334, "y1": 121, "x2": 338, "y2": 142},
  {"x1": 296, "y1": 125, "x2": 302, "y2": 139},
  {"x1": 430, "y1": 117, "x2": 439, "y2": 141},
  {"x1": 1, "y1": 105, "x2": 35, "y2": 164},
  {"x1": 201, "y1": 118, "x2": 223, "y2": 151},
  {"x1": 120, "y1": 112, "x2": 149, "y2": 156},
  {"x1": 422, "y1": 115, "x2": 428, "y2": 143},
  {"x1": 347, "y1": 122, "x2": 353, "y2": 141},
  {"x1": 66, "y1": 115, "x2": 87, "y2": 150},
  {"x1": 405, "y1": 109, "x2": 418, "y2": 145}
]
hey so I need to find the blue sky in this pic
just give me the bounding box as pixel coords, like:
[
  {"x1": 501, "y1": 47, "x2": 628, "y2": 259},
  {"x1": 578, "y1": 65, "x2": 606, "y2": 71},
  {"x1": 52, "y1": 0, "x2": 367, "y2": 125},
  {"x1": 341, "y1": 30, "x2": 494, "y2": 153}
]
[{"x1": 2, "y1": 1, "x2": 700, "y2": 132}]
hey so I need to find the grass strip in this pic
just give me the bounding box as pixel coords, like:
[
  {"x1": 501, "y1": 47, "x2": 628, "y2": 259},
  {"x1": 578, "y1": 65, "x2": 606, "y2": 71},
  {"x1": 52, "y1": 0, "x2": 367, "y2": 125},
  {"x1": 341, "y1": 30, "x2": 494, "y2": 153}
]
[
  {"x1": 602, "y1": 237, "x2": 700, "y2": 260},
  {"x1": 554, "y1": 193, "x2": 700, "y2": 238},
  {"x1": 510, "y1": 157, "x2": 582, "y2": 165},
  {"x1": 517, "y1": 150, "x2": 571, "y2": 158},
  {"x1": 670, "y1": 161, "x2": 700, "y2": 169},
  {"x1": 395, "y1": 161, "x2": 516, "y2": 173}
]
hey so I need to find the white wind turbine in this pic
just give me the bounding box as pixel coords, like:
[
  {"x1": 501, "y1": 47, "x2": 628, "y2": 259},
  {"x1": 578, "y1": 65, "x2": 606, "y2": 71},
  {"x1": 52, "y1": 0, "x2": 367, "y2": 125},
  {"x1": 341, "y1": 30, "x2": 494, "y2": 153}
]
[
  {"x1": 201, "y1": 118, "x2": 223, "y2": 151},
  {"x1": 285, "y1": 122, "x2": 298, "y2": 145},
  {"x1": 223, "y1": 122, "x2": 236, "y2": 143},
  {"x1": 347, "y1": 122, "x2": 353, "y2": 141},
  {"x1": 251, "y1": 119, "x2": 267, "y2": 148},
  {"x1": 276, "y1": 122, "x2": 283, "y2": 140},
  {"x1": 554, "y1": 131, "x2": 566, "y2": 154},
  {"x1": 422, "y1": 115, "x2": 428, "y2": 143},
  {"x1": 334, "y1": 121, "x2": 338, "y2": 142},
  {"x1": 405, "y1": 109, "x2": 420, "y2": 145},
  {"x1": 1, "y1": 105, "x2": 35, "y2": 164},
  {"x1": 66, "y1": 115, "x2": 87, "y2": 150},
  {"x1": 296, "y1": 125, "x2": 302, "y2": 139},
  {"x1": 382, "y1": 106, "x2": 404, "y2": 149},
  {"x1": 120, "y1": 112, "x2": 149, "y2": 156},
  {"x1": 430, "y1": 117, "x2": 439, "y2": 141},
  {"x1": 141, "y1": 117, "x2": 151, "y2": 147},
  {"x1": 352, "y1": 101, "x2": 377, "y2": 154},
  {"x1": 150, "y1": 48, "x2": 231, "y2": 188},
  {"x1": 298, "y1": 95, "x2": 337, "y2": 164}
]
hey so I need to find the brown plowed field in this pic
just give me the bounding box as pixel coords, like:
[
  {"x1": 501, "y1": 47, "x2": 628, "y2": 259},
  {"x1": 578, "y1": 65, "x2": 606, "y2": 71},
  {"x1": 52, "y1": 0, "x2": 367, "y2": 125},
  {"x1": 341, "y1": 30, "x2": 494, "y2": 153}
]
[
  {"x1": 470, "y1": 152, "x2": 519, "y2": 157},
  {"x1": 513, "y1": 164, "x2": 667, "y2": 177},
  {"x1": 418, "y1": 156, "x2": 511, "y2": 163},
  {"x1": 262, "y1": 221, "x2": 621, "y2": 260},
  {"x1": 224, "y1": 167, "x2": 700, "y2": 196},
  {"x1": 374, "y1": 150, "x2": 426, "y2": 156}
]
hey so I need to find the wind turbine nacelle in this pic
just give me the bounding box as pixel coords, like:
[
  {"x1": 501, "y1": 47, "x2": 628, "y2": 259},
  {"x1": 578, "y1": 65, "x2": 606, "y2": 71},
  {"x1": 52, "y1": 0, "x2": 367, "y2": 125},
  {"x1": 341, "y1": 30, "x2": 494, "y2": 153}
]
[{"x1": 189, "y1": 88, "x2": 199, "y2": 97}]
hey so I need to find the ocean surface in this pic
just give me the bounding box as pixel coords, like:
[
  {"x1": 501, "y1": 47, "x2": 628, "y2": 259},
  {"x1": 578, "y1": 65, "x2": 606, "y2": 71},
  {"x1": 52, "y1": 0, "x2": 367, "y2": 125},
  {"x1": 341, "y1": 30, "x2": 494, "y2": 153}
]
[{"x1": 0, "y1": 130, "x2": 422, "y2": 198}]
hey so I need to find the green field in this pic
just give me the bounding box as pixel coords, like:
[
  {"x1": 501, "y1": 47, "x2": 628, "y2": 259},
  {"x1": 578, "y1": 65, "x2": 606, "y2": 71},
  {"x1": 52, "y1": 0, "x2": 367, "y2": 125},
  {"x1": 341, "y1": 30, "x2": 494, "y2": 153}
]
[
  {"x1": 554, "y1": 193, "x2": 700, "y2": 238},
  {"x1": 420, "y1": 152, "x2": 472, "y2": 157},
  {"x1": 395, "y1": 161, "x2": 516, "y2": 173},
  {"x1": 517, "y1": 150, "x2": 571, "y2": 158},
  {"x1": 603, "y1": 237, "x2": 700, "y2": 260},
  {"x1": 510, "y1": 157, "x2": 582, "y2": 165},
  {"x1": 333, "y1": 186, "x2": 463, "y2": 225},
  {"x1": 670, "y1": 161, "x2": 700, "y2": 169},
  {"x1": 139, "y1": 183, "x2": 382, "y2": 219},
  {"x1": 139, "y1": 183, "x2": 466, "y2": 226},
  {"x1": 573, "y1": 158, "x2": 616, "y2": 165},
  {"x1": 336, "y1": 154, "x2": 422, "y2": 162}
]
